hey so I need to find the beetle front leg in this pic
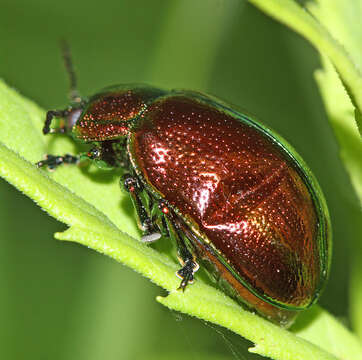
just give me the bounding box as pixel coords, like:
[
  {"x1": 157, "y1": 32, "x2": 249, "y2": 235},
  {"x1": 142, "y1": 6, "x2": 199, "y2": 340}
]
[
  {"x1": 122, "y1": 174, "x2": 161, "y2": 243},
  {"x1": 159, "y1": 201, "x2": 199, "y2": 291},
  {"x1": 42, "y1": 104, "x2": 84, "y2": 136},
  {"x1": 43, "y1": 109, "x2": 70, "y2": 135}
]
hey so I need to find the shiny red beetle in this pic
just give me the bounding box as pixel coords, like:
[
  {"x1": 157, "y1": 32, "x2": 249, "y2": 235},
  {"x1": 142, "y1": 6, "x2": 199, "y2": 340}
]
[{"x1": 37, "y1": 47, "x2": 331, "y2": 327}]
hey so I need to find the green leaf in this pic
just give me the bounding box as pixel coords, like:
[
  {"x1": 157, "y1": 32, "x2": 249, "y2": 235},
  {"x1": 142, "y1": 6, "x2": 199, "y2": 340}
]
[
  {"x1": 247, "y1": 0, "x2": 362, "y2": 136},
  {"x1": 307, "y1": 0, "x2": 362, "y2": 201},
  {"x1": 314, "y1": 57, "x2": 362, "y2": 206},
  {"x1": 0, "y1": 80, "x2": 361, "y2": 360}
]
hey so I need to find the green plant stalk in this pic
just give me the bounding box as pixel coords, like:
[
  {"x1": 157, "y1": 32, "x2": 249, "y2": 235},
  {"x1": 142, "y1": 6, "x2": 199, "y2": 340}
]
[
  {"x1": 246, "y1": 0, "x2": 362, "y2": 341},
  {"x1": 1, "y1": 80, "x2": 362, "y2": 360}
]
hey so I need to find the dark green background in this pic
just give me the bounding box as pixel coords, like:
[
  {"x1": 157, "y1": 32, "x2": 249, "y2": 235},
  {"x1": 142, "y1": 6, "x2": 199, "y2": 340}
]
[{"x1": 0, "y1": 0, "x2": 360, "y2": 359}]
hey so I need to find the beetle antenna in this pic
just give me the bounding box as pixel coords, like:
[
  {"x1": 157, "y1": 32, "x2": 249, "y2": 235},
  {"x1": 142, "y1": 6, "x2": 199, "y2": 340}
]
[{"x1": 60, "y1": 39, "x2": 82, "y2": 104}]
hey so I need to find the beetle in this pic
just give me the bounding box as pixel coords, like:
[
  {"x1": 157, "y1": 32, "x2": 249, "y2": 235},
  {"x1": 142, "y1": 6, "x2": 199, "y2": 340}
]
[{"x1": 37, "y1": 44, "x2": 331, "y2": 327}]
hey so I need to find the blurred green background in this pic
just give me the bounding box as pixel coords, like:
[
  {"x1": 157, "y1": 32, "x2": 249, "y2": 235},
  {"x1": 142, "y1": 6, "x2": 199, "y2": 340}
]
[{"x1": 0, "y1": 0, "x2": 360, "y2": 359}]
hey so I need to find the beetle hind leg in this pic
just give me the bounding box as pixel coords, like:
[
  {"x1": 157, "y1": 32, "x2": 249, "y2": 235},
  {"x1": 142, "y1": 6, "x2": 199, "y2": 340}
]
[{"x1": 159, "y1": 201, "x2": 199, "y2": 291}]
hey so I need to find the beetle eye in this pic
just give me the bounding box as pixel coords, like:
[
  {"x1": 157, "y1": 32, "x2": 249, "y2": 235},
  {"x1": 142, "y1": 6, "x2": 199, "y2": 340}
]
[{"x1": 66, "y1": 108, "x2": 83, "y2": 130}]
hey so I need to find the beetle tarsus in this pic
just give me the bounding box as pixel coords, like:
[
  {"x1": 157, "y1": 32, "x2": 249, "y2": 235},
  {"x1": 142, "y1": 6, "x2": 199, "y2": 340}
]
[
  {"x1": 160, "y1": 204, "x2": 200, "y2": 290},
  {"x1": 36, "y1": 154, "x2": 79, "y2": 170}
]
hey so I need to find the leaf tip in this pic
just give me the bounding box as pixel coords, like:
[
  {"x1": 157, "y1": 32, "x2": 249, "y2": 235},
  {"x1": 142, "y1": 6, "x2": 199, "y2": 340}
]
[{"x1": 54, "y1": 229, "x2": 71, "y2": 242}]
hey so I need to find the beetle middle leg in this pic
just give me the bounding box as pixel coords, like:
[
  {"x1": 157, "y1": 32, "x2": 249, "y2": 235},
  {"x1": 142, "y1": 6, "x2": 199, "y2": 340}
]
[
  {"x1": 159, "y1": 201, "x2": 199, "y2": 291},
  {"x1": 122, "y1": 174, "x2": 161, "y2": 242}
]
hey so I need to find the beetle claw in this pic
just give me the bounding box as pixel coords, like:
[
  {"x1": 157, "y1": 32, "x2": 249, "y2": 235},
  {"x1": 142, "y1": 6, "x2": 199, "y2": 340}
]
[
  {"x1": 176, "y1": 260, "x2": 198, "y2": 291},
  {"x1": 176, "y1": 274, "x2": 194, "y2": 292}
]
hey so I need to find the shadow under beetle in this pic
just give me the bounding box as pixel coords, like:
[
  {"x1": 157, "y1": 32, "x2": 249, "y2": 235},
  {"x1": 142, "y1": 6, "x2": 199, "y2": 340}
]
[{"x1": 37, "y1": 44, "x2": 331, "y2": 327}]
